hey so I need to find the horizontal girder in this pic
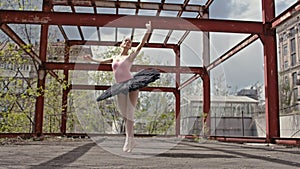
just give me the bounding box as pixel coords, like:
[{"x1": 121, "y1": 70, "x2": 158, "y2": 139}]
[{"x1": 0, "y1": 10, "x2": 264, "y2": 34}]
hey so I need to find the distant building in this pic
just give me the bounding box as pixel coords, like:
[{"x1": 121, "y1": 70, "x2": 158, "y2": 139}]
[
  {"x1": 237, "y1": 88, "x2": 258, "y2": 100},
  {"x1": 181, "y1": 95, "x2": 259, "y2": 136},
  {"x1": 277, "y1": 11, "x2": 300, "y2": 113},
  {"x1": 48, "y1": 40, "x2": 91, "y2": 62}
]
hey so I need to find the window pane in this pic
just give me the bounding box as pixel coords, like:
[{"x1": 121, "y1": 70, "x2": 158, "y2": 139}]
[
  {"x1": 290, "y1": 38, "x2": 296, "y2": 53},
  {"x1": 291, "y1": 53, "x2": 296, "y2": 66},
  {"x1": 292, "y1": 72, "x2": 297, "y2": 86}
]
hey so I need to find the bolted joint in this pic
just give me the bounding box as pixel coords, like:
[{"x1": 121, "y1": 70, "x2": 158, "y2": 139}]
[
  {"x1": 38, "y1": 65, "x2": 46, "y2": 80},
  {"x1": 263, "y1": 22, "x2": 276, "y2": 36}
]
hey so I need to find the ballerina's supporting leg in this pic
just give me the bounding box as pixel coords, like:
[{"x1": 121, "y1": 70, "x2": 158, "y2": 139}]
[{"x1": 117, "y1": 90, "x2": 139, "y2": 152}]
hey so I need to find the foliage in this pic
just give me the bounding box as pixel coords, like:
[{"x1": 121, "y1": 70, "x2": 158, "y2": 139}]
[
  {"x1": 279, "y1": 77, "x2": 294, "y2": 114},
  {"x1": 0, "y1": 43, "x2": 36, "y2": 133},
  {"x1": 135, "y1": 59, "x2": 175, "y2": 135},
  {"x1": 137, "y1": 92, "x2": 175, "y2": 135},
  {"x1": 0, "y1": 0, "x2": 40, "y2": 11}
]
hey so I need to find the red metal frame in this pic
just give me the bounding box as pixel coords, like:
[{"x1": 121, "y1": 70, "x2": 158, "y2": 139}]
[
  {"x1": 34, "y1": 1, "x2": 51, "y2": 136},
  {"x1": 271, "y1": 1, "x2": 300, "y2": 28},
  {"x1": 0, "y1": 10, "x2": 264, "y2": 34},
  {"x1": 61, "y1": 45, "x2": 70, "y2": 134},
  {"x1": 0, "y1": 0, "x2": 299, "y2": 145},
  {"x1": 261, "y1": 0, "x2": 280, "y2": 143}
]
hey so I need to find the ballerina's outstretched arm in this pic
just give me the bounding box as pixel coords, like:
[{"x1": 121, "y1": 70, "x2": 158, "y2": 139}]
[
  {"x1": 83, "y1": 54, "x2": 113, "y2": 64},
  {"x1": 128, "y1": 21, "x2": 152, "y2": 62}
]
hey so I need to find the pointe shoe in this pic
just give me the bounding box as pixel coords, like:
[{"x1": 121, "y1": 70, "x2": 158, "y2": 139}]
[{"x1": 123, "y1": 138, "x2": 137, "y2": 153}]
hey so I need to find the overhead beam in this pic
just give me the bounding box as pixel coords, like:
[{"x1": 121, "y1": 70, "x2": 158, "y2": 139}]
[
  {"x1": 163, "y1": 0, "x2": 190, "y2": 45},
  {"x1": 51, "y1": 0, "x2": 204, "y2": 12},
  {"x1": 70, "y1": 84, "x2": 176, "y2": 93},
  {"x1": 68, "y1": 40, "x2": 177, "y2": 48},
  {"x1": 0, "y1": 24, "x2": 64, "y2": 84},
  {"x1": 0, "y1": 24, "x2": 42, "y2": 65},
  {"x1": 43, "y1": 62, "x2": 204, "y2": 74},
  {"x1": 204, "y1": 0, "x2": 214, "y2": 10},
  {"x1": 0, "y1": 10, "x2": 264, "y2": 34},
  {"x1": 271, "y1": 1, "x2": 300, "y2": 28},
  {"x1": 178, "y1": 74, "x2": 200, "y2": 90}
]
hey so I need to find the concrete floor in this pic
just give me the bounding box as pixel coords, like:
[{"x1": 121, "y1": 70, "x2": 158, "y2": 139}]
[{"x1": 0, "y1": 136, "x2": 299, "y2": 169}]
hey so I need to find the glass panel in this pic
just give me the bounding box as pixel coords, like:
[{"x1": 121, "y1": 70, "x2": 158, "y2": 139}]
[{"x1": 290, "y1": 38, "x2": 296, "y2": 53}]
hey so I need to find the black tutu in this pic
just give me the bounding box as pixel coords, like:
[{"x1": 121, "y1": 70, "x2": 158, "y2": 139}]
[{"x1": 96, "y1": 69, "x2": 160, "y2": 101}]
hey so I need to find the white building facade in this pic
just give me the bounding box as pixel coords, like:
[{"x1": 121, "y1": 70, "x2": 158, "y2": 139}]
[{"x1": 277, "y1": 11, "x2": 300, "y2": 113}]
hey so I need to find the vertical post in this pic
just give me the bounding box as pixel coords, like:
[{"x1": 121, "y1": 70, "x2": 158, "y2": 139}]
[
  {"x1": 174, "y1": 91, "x2": 181, "y2": 136},
  {"x1": 202, "y1": 9, "x2": 211, "y2": 138},
  {"x1": 34, "y1": 0, "x2": 51, "y2": 136},
  {"x1": 261, "y1": 0, "x2": 280, "y2": 142},
  {"x1": 61, "y1": 44, "x2": 70, "y2": 134},
  {"x1": 35, "y1": 69, "x2": 46, "y2": 136},
  {"x1": 174, "y1": 46, "x2": 181, "y2": 136},
  {"x1": 202, "y1": 10, "x2": 210, "y2": 67},
  {"x1": 241, "y1": 110, "x2": 245, "y2": 136},
  {"x1": 202, "y1": 70, "x2": 210, "y2": 137}
]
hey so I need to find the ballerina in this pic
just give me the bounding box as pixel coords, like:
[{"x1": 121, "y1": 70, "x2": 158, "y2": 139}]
[{"x1": 84, "y1": 21, "x2": 154, "y2": 152}]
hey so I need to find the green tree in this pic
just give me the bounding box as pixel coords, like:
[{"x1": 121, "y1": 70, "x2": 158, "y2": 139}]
[
  {"x1": 0, "y1": 43, "x2": 37, "y2": 133},
  {"x1": 279, "y1": 77, "x2": 293, "y2": 114}
]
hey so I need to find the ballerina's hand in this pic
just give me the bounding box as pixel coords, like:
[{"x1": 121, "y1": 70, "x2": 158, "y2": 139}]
[
  {"x1": 146, "y1": 21, "x2": 152, "y2": 33},
  {"x1": 83, "y1": 55, "x2": 92, "y2": 61}
]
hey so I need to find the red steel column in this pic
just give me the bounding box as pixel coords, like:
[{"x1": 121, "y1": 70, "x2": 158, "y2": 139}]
[
  {"x1": 34, "y1": 0, "x2": 51, "y2": 136},
  {"x1": 34, "y1": 70, "x2": 46, "y2": 136},
  {"x1": 61, "y1": 44, "x2": 70, "y2": 134},
  {"x1": 202, "y1": 8, "x2": 211, "y2": 137},
  {"x1": 202, "y1": 69, "x2": 210, "y2": 137},
  {"x1": 261, "y1": 0, "x2": 280, "y2": 142},
  {"x1": 174, "y1": 46, "x2": 181, "y2": 136}
]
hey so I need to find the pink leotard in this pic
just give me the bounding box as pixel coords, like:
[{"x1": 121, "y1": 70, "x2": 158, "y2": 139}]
[{"x1": 112, "y1": 57, "x2": 133, "y2": 83}]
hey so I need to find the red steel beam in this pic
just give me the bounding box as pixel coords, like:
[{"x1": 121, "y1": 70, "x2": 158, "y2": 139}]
[
  {"x1": 210, "y1": 136, "x2": 267, "y2": 143},
  {"x1": 0, "y1": 24, "x2": 42, "y2": 65},
  {"x1": 204, "y1": 0, "x2": 214, "y2": 10},
  {"x1": 61, "y1": 45, "x2": 70, "y2": 135},
  {"x1": 162, "y1": 0, "x2": 190, "y2": 45},
  {"x1": 0, "y1": 24, "x2": 64, "y2": 84},
  {"x1": 202, "y1": 70, "x2": 210, "y2": 137},
  {"x1": 271, "y1": 1, "x2": 300, "y2": 28},
  {"x1": 68, "y1": 40, "x2": 177, "y2": 48},
  {"x1": 43, "y1": 62, "x2": 205, "y2": 74},
  {"x1": 174, "y1": 90, "x2": 180, "y2": 136},
  {"x1": 51, "y1": 0, "x2": 203, "y2": 12},
  {"x1": 174, "y1": 46, "x2": 181, "y2": 136},
  {"x1": 0, "y1": 10, "x2": 264, "y2": 34},
  {"x1": 70, "y1": 84, "x2": 176, "y2": 93},
  {"x1": 178, "y1": 74, "x2": 200, "y2": 90},
  {"x1": 211, "y1": 136, "x2": 300, "y2": 146},
  {"x1": 262, "y1": 0, "x2": 280, "y2": 143},
  {"x1": 274, "y1": 138, "x2": 300, "y2": 146},
  {"x1": 207, "y1": 34, "x2": 259, "y2": 71},
  {"x1": 34, "y1": 0, "x2": 51, "y2": 136}
]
